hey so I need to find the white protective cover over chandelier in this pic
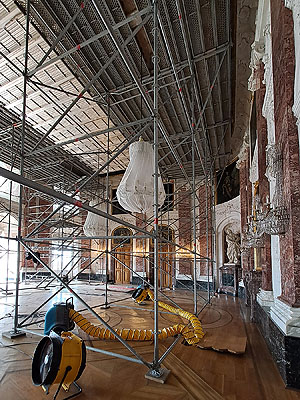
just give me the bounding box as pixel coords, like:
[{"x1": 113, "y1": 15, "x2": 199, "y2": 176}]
[
  {"x1": 83, "y1": 199, "x2": 108, "y2": 237},
  {"x1": 116, "y1": 141, "x2": 166, "y2": 213}
]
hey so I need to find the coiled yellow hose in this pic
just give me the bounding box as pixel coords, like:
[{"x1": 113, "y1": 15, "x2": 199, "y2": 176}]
[
  {"x1": 69, "y1": 289, "x2": 204, "y2": 345},
  {"x1": 145, "y1": 288, "x2": 204, "y2": 345}
]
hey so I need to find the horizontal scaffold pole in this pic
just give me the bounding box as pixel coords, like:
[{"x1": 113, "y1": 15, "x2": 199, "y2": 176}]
[
  {"x1": 0, "y1": 166, "x2": 153, "y2": 238},
  {"x1": 19, "y1": 240, "x2": 152, "y2": 368}
]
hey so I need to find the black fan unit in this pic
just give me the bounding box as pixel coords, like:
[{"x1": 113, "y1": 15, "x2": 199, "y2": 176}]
[{"x1": 32, "y1": 331, "x2": 86, "y2": 399}]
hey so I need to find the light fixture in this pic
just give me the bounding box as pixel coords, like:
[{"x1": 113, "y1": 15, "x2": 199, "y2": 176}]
[
  {"x1": 243, "y1": 144, "x2": 289, "y2": 248},
  {"x1": 116, "y1": 140, "x2": 166, "y2": 213},
  {"x1": 83, "y1": 198, "x2": 108, "y2": 237}
]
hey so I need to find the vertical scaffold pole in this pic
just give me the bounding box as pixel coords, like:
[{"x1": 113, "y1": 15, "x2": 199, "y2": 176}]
[
  {"x1": 152, "y1": 0, "x2": 160, "y2": 371},
  {"x1": 13, "y1": 0, "x2": 31, "y2": 336},
  {"x1": 5, "y1": 126, "x2": 15, "y2": 295},
  {"x1": 205, "y1": 138, "x2": 211, "y2": 303},
  {"x1": 191, "y1": 78, "x2": 197, "y2": 315},
  {"x1": 211, "y1": 165, "x2": 216, "y2": 294},
  {"x1": 104, "y1": 97, "x2": 110, "y2": 308}
]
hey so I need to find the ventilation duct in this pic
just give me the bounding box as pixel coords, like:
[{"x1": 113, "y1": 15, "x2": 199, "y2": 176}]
[{"x1": 116, "y1": 141, "x2": 166, "y2": 213}]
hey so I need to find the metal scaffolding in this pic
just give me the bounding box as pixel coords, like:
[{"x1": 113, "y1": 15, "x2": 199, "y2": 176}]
[{"x1": 0, "y1": 0, "x2": 232, "y2": 380}]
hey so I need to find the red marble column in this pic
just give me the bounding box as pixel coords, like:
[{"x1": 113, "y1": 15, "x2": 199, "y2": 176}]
[
  {"x1": 198, "y1": 184, "x2": 212, "y2": 275},
  {"x1": 135, "y1": 213, "x2": 146, "y2": 273},
  {"x1": 178, "y1": 186, "x2": 192, "y2": 274},
  {"x1": 22, "y1": 188, "x2": 32, "y2": 269},
  {"x1": 239, "y1": 150, "x2": 252, "y2": 273},
  {"x1": 40, "y1": 198, "x2": 54, "y2": 265},
  {"x1": 81, "y1": 211, "x2": 91, "y2": 269},
  {"x1": 271, "y1": 0, "x2": 300, "y2": 306},
  {"x1": 22, "y1": 189, "x2": 52, "y2": 270},
  {"x1": 256, "y1": 62, "x2": 272, "y2": 291}
]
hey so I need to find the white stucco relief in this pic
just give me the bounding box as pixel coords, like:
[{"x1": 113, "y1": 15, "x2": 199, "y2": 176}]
[
  {"x1": 260, "y1": 12, "x2": 282, "y2": 301},
  {"x1": 248, "y1": 1, "x2": 282, "y2": 310},
  {"x1": 285, "y1": 0, "x2": 300, "y2": 143}
]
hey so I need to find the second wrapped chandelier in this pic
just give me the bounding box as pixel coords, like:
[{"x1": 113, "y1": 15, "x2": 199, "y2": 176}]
[{"x1": 116, "y1": 140, "x2": 166, "y2": 213}]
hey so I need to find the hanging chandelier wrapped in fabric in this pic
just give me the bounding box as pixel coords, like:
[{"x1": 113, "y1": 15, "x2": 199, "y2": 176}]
[
  {"x1": 83, "y1": 199, "x2": 108, "y2": 237},
  {"x1": 116, "y1": 141, "x2": 166, "y2": 213}
]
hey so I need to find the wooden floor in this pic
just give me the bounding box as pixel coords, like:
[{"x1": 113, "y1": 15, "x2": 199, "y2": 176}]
[{"x1": 0, "y1": 282, "x2": 300, "y2": 400}]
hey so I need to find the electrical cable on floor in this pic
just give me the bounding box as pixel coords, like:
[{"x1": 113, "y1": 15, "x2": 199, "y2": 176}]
[
  {"x1": 0, "y1": 312, "x2": 12, "y2": 321},
  {"x1": 0, "y1": 341, "x2": 39, "y2": 346},
  {"x1": 0, "y1": 340, "x2": 33, "y2": 360}
]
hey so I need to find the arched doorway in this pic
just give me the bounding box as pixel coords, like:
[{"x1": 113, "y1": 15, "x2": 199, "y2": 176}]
[
  {"x1": 112, "y1": 227, "x2": 132, "y2": 285},
  {"x1": 150, "y1": 226, "x2": 175, "y2": 288}
]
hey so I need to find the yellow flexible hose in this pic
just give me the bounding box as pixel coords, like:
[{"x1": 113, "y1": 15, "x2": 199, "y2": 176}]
[
  {"x1": 145, "y1": 288, "x2": 204, "y2": 345},
  {"x1": 69, "y1": 289, "x2": 204, "y2": 345}
]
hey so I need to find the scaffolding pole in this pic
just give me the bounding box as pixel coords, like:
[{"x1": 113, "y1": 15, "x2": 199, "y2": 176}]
[
  {"x1": 192, "y1": 78, "x2": 198, "y2": 315},
  {"x1": 19, "y1": 239, "x2": 152, "y2": 368},
  {"x1": 104, "y1": 98, "x2": 110, "y2": 308},
  {"x1": 0, "y1": 0, "x2": 228, "y2": 383},
  {"x1": 12, "y1": 0, "x2": 31, "y2": 337},
  {"x1": 152, "y1": 0, "x2": 160, "y2": 375}
]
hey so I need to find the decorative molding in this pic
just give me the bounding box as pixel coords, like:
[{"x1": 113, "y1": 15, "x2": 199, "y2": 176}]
[
  {"x1": 132, "y1": 271, "x2": 146, "y2": 277},
  {"x1": 285, "y1": 0, "x2": 300, "y2": 124},
  {"x1": 175, "y1": 274, "x2": 211, "y2": 282},
  {"x1": 249, "y1": 140, "x2": 259, "y2": 183},
  {"x1": 285, "y1": 0, "x2": 296, "y2": 10},
  {"x1": 248, "y1": 41, "x2": 265, "y2": 91},
  {"x1": 215, "y1": 195, "x2": 241, "y2": 228},
  {"x1": 255, "y1": 0, "x2": 271, "y2": 42},
  {"x1": 270, "y1": 298, "x2": 300, "y2": 337},
  {"x1": 265, "y1": 143, "x2": 279, "y2": 182},
  {"x1": 257, "y1": 289, "x2": 274, "y2": 307},
  {"x1": 236, "y1": 131, "x2": 249, "y2": 169},
  {"x1": 261, "y1": 12, "x2": 276, "y2": 149},
  {"x1": 231, "y1": 0, "x2": 258, "y2": 159},
  {"x1": 293, "y1": 89, "x2": 300, "y2": 124},
  {"x1": 262, "y1": 78, "x2": 274, "y2": 122}
]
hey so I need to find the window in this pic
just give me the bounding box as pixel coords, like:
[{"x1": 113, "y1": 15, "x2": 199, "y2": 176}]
[
  {"x1": 111, "y1": 188, "x2": 130, "y2": 215},
  {"x1": 160, "y1": 182, "x2": 174, "y2": 211},
  {"x1": 112, "y1": 227, "x2": 132, "y2": 244}
]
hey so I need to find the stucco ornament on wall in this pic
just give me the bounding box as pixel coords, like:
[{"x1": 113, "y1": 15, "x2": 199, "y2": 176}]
[
  {"x1": 236, "y1": 130, "x2": 250, "y2": 169},
  {"x1": 248, "y1": 41, "x2": 265, "y2": 91},
  {"x1": 285, "y1": 1, "x2": 300, "y2": 125}
]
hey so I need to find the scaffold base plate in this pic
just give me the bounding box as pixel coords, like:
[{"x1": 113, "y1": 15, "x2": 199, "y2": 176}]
[
  {"x1": 145, "y1": 368, "x2": 170, "y2": 384},
  {"x1": 2, "y1": 330, "x2": 26, "y2": 339}
]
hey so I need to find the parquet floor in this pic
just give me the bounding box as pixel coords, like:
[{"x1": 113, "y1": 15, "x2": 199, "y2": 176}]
[{"x1": 0, "y1": 282, "x2": 299, "y2": 400}]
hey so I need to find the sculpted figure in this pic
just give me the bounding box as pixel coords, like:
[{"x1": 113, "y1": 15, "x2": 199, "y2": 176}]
[{"x1": 225, "y1": 227, "x2": 240, "y2": 264}]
